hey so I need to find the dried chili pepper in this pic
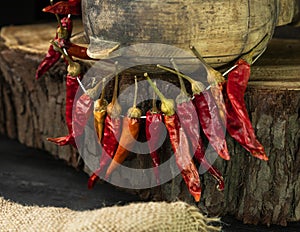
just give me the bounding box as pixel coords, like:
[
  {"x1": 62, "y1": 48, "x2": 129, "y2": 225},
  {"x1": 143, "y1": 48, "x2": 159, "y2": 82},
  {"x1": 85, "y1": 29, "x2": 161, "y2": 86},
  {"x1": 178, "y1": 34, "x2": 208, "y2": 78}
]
[
  {"x1": 35, "y1": 15, "x2": 72, "y2": 79},
  {"x1": 223, "y1": 50, "x2": 268, "y2": 161},
  {"x1": 72, "y1": 82, "x2": 100, "y2": 140},
  {"x1": 88, "y1": 72, "x2": 122, "y2": 189},
  {"x1": 67, "y1": 43, "x2": 92, "y2": 60},
  {"x1": 170, "y1": 59, "x2": 225, "y2": 190},
  {"x1": 190, "y1": 46, "x2": 226, "y2": 125},
  {"x1": 145, "y1": 84, "x2": 163, "y2": 185},
  {"x1": 93, "y1": 79, "x2": 108, "y2": 143},
  {"x1": 193, "y1": 89, "x2": 230, "y2": 161},
  {"x1": 156, "y1": 65, "x2": 230, "y2": 161},
  {"x1": 43, "y1": 0, "x2": 81, "y2": 15},
  {"x1": 105, "y1": 76, "x2": 142, "y2": 179},
  {"x1": 145, "y1": 73, "x2": 201, "y2": 202},
  {"x1": 46, "y1": 42, "x2": 80, "y2": 148}
]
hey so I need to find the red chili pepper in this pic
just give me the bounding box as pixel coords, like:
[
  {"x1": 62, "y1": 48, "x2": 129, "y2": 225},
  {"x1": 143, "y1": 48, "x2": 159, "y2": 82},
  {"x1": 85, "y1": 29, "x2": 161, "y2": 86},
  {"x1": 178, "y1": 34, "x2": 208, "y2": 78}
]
[
  {"x1": 43, "y1": 0, "x2": 81, "y2": 15},
  {"x1": 171, "y1": 59, "x2": 224, "y2": 190},
  {"x1": 224, "y1": 58, "x2": 268, "y2": 161},
  {"x1": 66, "y1": 43, "x2": 93, "y2": 60},
  {"x1": 35, "y1": 16, "x2": 73, "y2": 80},
  {"x1": 193, "y1": 91, "x2": 230, "y2": 161},
  {"x1": 105, "y1": 77, "x2": 142, "y2": 179},
  {"x1": 88, "y1": 74, "x2": 122, "y2": 189},
  {"x1": 145, "y1": 73, "x2": 201, "y2": 202},
  {"x1": 72, "y1": 92, "x2": 94, "y2": 140},
  {"x1": 156, "y1": 64, "x2": 230, "y2": 162},
  {"x1": 190, "y1": 46, "x2": 227, "y2": 125},
  {"x1": 46, "y1": 73, "x2": 80, "y2": 148},
  {"x1": 145, "y1": 110, "x2": 163, "y2": 185},
  {"x1": 176, "y1": 101, "x2": 224, "y2": 190},
  {"x1": 46, "y1": 42, "x2": 81, "y2": 148}
]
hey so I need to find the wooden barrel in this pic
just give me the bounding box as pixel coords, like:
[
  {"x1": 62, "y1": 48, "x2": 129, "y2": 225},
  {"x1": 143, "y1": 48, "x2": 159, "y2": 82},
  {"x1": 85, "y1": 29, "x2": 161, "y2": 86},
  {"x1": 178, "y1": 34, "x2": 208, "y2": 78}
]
[{"x1": 82, "y1": 0, "x2": 299, "y2": 67}]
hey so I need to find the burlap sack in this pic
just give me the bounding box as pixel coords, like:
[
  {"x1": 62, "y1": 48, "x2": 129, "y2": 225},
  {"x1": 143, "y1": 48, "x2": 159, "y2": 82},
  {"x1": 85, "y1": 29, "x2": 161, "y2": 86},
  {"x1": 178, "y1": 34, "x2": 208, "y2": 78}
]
[{"x1": 0, "y1": 197, "x2": 221, "y2": 232}]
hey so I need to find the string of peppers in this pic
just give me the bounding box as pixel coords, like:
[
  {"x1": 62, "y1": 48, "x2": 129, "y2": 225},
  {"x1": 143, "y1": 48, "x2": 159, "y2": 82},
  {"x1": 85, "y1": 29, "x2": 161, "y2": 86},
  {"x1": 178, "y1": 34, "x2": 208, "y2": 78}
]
[{"x1": 36, "y1": 1, "x2": 270, "y2": 202}]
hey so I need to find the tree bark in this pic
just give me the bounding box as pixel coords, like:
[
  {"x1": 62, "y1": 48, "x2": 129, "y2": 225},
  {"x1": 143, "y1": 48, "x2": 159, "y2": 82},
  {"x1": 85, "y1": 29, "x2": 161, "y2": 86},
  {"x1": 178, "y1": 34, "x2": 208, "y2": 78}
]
[{"x1": 0, "y1": 22, "x2": 299, "y2": 226}]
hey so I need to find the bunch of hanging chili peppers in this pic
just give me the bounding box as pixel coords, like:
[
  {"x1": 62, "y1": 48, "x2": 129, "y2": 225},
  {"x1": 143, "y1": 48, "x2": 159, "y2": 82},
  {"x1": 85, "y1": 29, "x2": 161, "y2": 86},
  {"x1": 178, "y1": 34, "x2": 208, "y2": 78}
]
[{"x1": 36, "y1": 1, "x2": 270, "y2": 202}]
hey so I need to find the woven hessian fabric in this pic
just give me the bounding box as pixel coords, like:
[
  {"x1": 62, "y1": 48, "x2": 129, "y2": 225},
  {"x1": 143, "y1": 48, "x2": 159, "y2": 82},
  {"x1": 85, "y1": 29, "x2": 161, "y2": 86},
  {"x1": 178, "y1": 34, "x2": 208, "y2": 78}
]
[{"x1": 0, "y1": 197, "x2": 221, "y2": 232}]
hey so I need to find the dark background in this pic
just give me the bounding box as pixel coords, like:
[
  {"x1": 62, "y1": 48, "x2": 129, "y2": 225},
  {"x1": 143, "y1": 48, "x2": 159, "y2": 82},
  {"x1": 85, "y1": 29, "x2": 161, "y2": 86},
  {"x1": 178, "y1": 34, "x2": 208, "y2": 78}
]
[{"x1": 0, "y1": 0, "x2": 54, "y2": 27}]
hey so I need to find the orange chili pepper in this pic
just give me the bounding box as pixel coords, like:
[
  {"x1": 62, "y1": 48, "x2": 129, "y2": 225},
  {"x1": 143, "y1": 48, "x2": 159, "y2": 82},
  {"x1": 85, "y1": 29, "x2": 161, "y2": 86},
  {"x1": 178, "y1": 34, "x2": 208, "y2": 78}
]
[
  {"x1": 105, "y1": 76, "x2": 141, "y2": 178},
  {"x1": 88, "y1": 72, "x2": 122, "y2": 189},
  {"x1": 93, "y1": 79, "x2": 108, "y2": 143}
]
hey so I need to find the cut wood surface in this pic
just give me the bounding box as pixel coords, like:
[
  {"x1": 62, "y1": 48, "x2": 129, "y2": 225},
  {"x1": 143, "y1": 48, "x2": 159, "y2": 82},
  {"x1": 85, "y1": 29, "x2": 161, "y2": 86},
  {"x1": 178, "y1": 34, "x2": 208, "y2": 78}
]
[{"x1": 0, "y1": 22, "x2": 299, "y2": 226}]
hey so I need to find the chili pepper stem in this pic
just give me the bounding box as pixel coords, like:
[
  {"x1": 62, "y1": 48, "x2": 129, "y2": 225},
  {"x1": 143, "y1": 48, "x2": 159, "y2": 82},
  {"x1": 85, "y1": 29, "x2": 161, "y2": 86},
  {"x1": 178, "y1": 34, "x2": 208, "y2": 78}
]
[
  {"x1": 241, "y1": 33, "x2": 270, "y2": 64},
  {"x1": 50, "y1": 41, "x2": 72, "y2": 64},
  {"x1": 99, "y1": 78, "x2": 106, "y2": 103},
  {"x1": 127, "y1": 76, "x2": 142, "y2": 118},
  {"x1": 170, "y1": 58, "x2": 191, "y2": 104},
  {"x1": 49, "y1": 0, "x2": 63, "y2": 32},
  {"x1": 157, "y1": 64, "x2": 194, "y2": 83},
  {"x1": 144, "y1": 73, "x2": 175, "y2": 116},
  {"x1": 51, "y1": 41, "x2": 81, "y2": 77},
  {"x1": 156, "y1": 64, "x2": 205, "y2": 95},
  {"x1": 170, "y1": 58, "x2": 188, "y2": 96},
  {"x1": 107, "y1": 66, "x2": 122, "y2": 118},
  {"x1": 112, "y1": 62, "x2": 119, "y2": 105},
  {"x1": 190, "y1": 46, "x2": 225, "y2": 84},
  {"x1": 133, "y1": 76, "x2": 138, "y2": 108},
  {"x1": 151, "y1": 81, "x2": 159, "y2": 113}
]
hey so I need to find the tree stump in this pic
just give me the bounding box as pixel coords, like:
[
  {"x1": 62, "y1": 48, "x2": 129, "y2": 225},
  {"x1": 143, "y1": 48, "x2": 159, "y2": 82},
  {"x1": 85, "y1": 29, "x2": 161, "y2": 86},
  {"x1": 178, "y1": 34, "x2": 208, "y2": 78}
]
[{"x1": 0, "y1": 22, "x2": 299, "y2": 226}]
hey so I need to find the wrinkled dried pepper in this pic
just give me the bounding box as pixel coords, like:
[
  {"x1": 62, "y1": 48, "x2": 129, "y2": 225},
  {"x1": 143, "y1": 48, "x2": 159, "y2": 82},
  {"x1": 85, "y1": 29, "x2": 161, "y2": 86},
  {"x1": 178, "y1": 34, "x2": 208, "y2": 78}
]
[
  {"x1": 105, "y1": 77, "x2": 142, "y2": 179},
  {"x1": 43, "y1": 0, "x2": 81, "y2": 15},
  {"x1": 72, "y1": 84, "x2": 99, "y2": 140},
  {"x1": 145, "y1": 88, "x2": 163, "y2": 185},
  {"x1": 88, "y1": 73, "x2": 122, "y2": 189},
  {"x1": 67, "y1": 43, "x2": 92, "y2": 60},
  {"x1": 190, "y1": 46, "x2": 227, "y2": 125},
  {"x1": 145, "y1": 73, "x2": 201, "y2": 202},
  {"x1": 156, "y1": 65, "x2": 230, "y2": 161},
  {"x1": 224, "y1": 54, "x2": 268, "y2": 161},
  {"x1": 35, "y1": 16, "x2": 72, "y2": 80},
  {"x1": 194, "y1": 90, "x2": 230, "y2": 161},
  {"x1": 171, "y1": 59, "x2": 225, "y2": 190},
  {"x1": 46, "y1": 42, "x2": 80, "y2": 148}
]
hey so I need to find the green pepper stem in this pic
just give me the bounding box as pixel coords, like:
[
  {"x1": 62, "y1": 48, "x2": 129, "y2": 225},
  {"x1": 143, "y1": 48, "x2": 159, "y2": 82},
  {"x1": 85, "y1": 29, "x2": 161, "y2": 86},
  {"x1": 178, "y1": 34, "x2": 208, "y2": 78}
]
[
  {"x1": 242, "y1": 33, "x2": 270, "y2": 65},
  {"x1": 144, "y1": 73, "x2": 167, "y2": 102},
  {"x1": 50, "y1": 0, "x2": 63, "y2": 30},
  {"x1": 190, "y1": 45, "x2": 210, "y2": 69},
  {"x1": 50, "y1": 40, "x2": 74, "y2": 66},
  {"x1": 156, "y1": 64, "x2": 205, "y2": 94},
  {"x1": 112, "y1": 62, "x2": 119, "y2": 104},
  {"x1": 133, "y1": 76, "x2": 138, "y2": 108},
  {"x1": 144, "y1": 73, "x2": 175, "y2": 116},
  {"x1": 99, "y1": 78, "x2": 106, "y2": 102},
  {"x1": 151, "y1": 81, "x2": 158, "y2": 113},
  {"x1": 156, "y1": 64, "x2": 194, "y2": 83},
  {"x1": 190, "y1": 46, "x2": 225, "y2": 84},
  {"x1": 170, "y1": 58, "x2": 188, "y2": 97}
]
